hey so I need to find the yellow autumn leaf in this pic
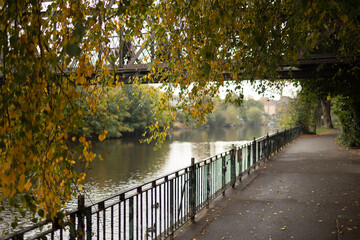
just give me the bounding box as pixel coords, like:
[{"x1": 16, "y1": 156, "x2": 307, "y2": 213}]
[
  {"x1": 77, "y1": 76, "x2": 86, "y2": 85},
  {"x1": 98, "y1": 134, "x2": 106, "y2": 142},
  {"x1": 27, "y1": 130, "x2": 32, "y2": 140},
  {"x1": 24, "y1": 180, "x2": 32, "y2": 192},
  {"x1": 79, "y1": 136, "x2": 86, "y2": 143},
  {"x1": 340, "y1": 14, "x2": 348, "y2": 23},
  {"x1": 2, "y1": 187, "x2": 10, "y2": 197},
  {"x1": 18, "y1": 174, "x2": 26, "y2": 192}
]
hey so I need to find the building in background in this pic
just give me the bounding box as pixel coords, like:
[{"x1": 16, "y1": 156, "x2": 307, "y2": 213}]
[{"x1": 259, "y1": 97, "x2": 291, "y2": 126}]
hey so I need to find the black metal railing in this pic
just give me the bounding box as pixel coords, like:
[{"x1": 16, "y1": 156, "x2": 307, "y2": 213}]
[{"x1": 2, "y1": 127, "x2": 301, "y2": 240}]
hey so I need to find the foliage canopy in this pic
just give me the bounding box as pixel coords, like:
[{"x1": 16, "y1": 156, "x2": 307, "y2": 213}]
[{"x1": 1, "y1": 0, "x2": 360, "y2": 229}]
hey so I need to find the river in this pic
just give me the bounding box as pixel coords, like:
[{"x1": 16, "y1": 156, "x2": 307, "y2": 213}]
[
  {"x1": 0, "y1": 126, "x2": 275, "y2": 232},
  {"x1": 80, "y1": 126, "x2": 275, "y2": 206}
]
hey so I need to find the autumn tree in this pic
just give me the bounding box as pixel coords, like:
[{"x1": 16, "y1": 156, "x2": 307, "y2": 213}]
[
  {"x1": 1, "y1": 0, "x2": 360, "y2": 230},
  {"x1": 0, "y1": 0, "x2": 152, "y2": 229}
]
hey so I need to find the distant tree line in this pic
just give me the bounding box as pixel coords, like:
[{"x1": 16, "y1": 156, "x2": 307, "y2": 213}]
[
  {"x1": 174, "y1": 98, "x2": 266, "y2": 129},
  {"x1": 74, "y1": 85, "x2": 169, "y2": 139}
]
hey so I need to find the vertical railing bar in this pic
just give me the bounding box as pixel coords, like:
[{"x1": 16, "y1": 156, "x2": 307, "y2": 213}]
[
  {"x1": 170, "y1": 178, "x2": 174, "y2": 239},
  {"x1": 180, "y1": 175, "x2": 184, "y2": 224},
  {"x1": 96, "y1": 211, "x2": 100, "y2": 240},
  {"x1": 138, "y1": 187, "x2": 143, "y2": 240},
  {"x1": 146, "y1": 189, "x2": 149, "y2": 240},
  {"x1": 153, "y1": 182, "x2": 158, "y2": 239},
  {"x1": 129, "y1": 197, "x2": 134, "y2": 240},
  {"x1": 166, "y1": 177, "x2": 169, "y2": 237},
  {"x1": 111, "y1": 205, "x2": 114, "y2": 240},
  {"x1": 150, "y1": 183, "x2": 154, "y2": 239},
  {"x1": 189, "y1": 158, "x2": 196, "y2": 222},
  {"x1": 159, "y1": 182, "x2": 163, "y2": 238},
  {"x1": 85, "y1": 207, "x2": 92, "y2": 240},
  {"x1": 118, "y1": 200, "x2": 121, "y2": 240},
  {"x1": 121, "y1": 193, "x2": 126, "y2": 240},
  {"x1": 51, "y1": 228, "x2": 54, "y2": 240},
  {"x1": 136, "y1": 194, "x2": 138, "y2": 240},
  {"x1": 174, "y1": 174, "x2": 178, "y2": 229},
  {"x1": 102, "y1": 205, "x2": 106, "y2": 240}
]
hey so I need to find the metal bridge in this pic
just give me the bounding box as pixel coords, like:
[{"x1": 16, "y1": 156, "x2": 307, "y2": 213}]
[{"x1": 1, "y1": 0, "x2": 360, "y2": 86}]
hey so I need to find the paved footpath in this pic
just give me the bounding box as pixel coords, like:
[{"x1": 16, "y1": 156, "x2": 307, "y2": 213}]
[{"x1": 174, "y1": 130, "x2": 360, "y2": 240}]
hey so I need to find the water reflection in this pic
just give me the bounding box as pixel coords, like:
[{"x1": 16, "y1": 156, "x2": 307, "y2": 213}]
[
  {"x1": 81, "y1": 126, "x2": 275, "y2": 203},
  {"x1": 0, "y1": 126, "x2": 276, "y2": 232}
]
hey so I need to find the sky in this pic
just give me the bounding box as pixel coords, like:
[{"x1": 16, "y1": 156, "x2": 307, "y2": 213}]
[
  {"x1": 220, "y1": 81, "x2": 300, "y2": 100},
  {"x1": 150, "y1": 80, "x2": 300, "y2": 101}
]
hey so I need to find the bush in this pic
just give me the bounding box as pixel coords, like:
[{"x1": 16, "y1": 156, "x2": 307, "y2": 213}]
[{"x1": 333, "y1": 96, "x2": 360, "y2": 147}]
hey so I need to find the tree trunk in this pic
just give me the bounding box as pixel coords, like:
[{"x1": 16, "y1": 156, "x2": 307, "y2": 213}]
[{"x1": 320, "y1": 99, "x2": 333, "y2": 129}]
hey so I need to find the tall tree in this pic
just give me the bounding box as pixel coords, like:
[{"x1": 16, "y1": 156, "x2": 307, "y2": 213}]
[
  {"x1": 1, "y1": 0, "x2": 360, "y2": 228},
  {"x1": 0, "y1": 0, "x2": 152, "y2": 227}
]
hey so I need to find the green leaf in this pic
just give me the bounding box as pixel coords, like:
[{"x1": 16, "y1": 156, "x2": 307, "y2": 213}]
[
  {"x1": 73, "y1": 23, "x2": 86, "y2": 42},
  {"x1": 38, "y1": 209, "x2": 45, "y2": 218},
  {"x1": 66, "y1": 44, "x2": 81, "y2": 58},
  {"x1": 202, "y1": 62, "x2": 211, "y2": 77}
]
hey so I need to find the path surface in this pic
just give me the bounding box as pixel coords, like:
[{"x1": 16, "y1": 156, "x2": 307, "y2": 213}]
[{"x1": 174, "y1": 130, "x2": 360, "y2": 240}]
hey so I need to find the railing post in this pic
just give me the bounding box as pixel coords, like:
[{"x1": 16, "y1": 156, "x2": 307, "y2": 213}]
[
  {"x1": 77, "y1": 195, "x2": 85, "y2": 240},
  {"x1": 265, "y1": 133, "x2": 270, "y2": 159},
  {"x1": 252, "y1": 137, "x2": 256, "y2": 169},
  {"x1": 276, "y1": 130, "x2": 279, "y2": 152},
  {"x1": 222, "y1": 155, "x2": 226, "y2": 196},
  {"x1": 231, "y1": 144, "x2": 236, "y2": 188},
  {"x1": 189, "y1": 158, "x2": 196, "y2": 222},
  {"x1": 206, "y1": 162, "x2": 211, "y2": 208},
  {"x1": 247, "y1": 144, "x2": 251, "y2": 174},
  {"x1": 70, "y1": 212, "x2": 76, "y2": 240},
  {"x1": 238, "y1": 148, "x2": 242, "y2": 182},
  {"x1": 258, "y1": 140, "x2": 261, "y2": 162}
]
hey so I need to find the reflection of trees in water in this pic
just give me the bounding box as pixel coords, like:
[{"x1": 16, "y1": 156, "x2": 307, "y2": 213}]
[
  {"x1": 86, "y1": 139, "x2": 170, "y2": 185},
  {"x1": 170, "y1": 126, "x2": 275, "y2": 142},
  {"x1": 82, "y1": 126, "x2": 277, "y2": 201}
]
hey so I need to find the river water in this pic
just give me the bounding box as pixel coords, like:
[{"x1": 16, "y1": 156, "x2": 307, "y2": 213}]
[
  {"x1": 1, "y1": 126, "x2": 275, "y2": 232},
  {"x1": 80, "y1": 126, "x2": 275, "y2": 206}
]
